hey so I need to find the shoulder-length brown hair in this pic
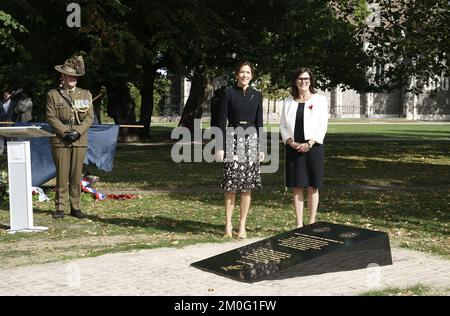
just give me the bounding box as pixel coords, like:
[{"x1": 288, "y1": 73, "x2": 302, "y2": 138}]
[
  {"x1": 290, "y1": 67, "x2": 316, "y2": 98},
  {"x1": 234, "y1": 60, "x2": 256, "y2": 77}
]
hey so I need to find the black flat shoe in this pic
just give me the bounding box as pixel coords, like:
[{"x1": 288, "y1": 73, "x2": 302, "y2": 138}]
[
  {"x1": 53, "y1": 211, "x2": 65, "y2": 219},
  {"x1": 70, "y1": 209, "x2": 86, "y2": 219}
]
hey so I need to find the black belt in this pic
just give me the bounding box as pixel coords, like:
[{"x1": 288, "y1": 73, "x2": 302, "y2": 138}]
[{"x1": 229, "y1": 121, "x2": 255, "y2": 127}]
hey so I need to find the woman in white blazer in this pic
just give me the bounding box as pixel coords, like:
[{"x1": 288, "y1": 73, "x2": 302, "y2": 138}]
[{"x1": 280, "y1": 68, "x2": 328, "y2": 227}]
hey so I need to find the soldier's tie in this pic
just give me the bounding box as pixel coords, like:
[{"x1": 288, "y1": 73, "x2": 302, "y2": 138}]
[{"x1": 68, "y1": 90, "x2": 74, "y2": 101}]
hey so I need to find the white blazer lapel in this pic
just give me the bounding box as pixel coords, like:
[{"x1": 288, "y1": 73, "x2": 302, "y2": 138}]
[
  {"x1": 304, "y1": 98, "x2": 312, "y2": 132},
  {"x1": 288, "y1": 99, "x2": 297, "y2": 135}
]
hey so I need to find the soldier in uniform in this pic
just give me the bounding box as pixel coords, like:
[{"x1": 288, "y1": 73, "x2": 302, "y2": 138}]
[{"x1": 46, "y1": 56, "x2": 94, "y2": 219}]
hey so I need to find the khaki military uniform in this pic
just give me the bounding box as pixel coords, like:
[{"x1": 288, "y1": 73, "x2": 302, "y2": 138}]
[{"x1": 46, "y1": 87, "x2": 94, "y2": 212}]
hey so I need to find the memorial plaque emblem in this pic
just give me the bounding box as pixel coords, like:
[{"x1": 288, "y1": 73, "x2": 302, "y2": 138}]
[
  {"x1": 338, "y1": 231, "x2": 359, "y2": 239},
  {"x1": 313, "y1": 226, "x2": 331, "y2": 233}
]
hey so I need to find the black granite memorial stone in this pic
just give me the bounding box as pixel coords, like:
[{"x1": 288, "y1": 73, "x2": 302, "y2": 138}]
[{"x1": 191, "y1": 221, "x2": 392, "y2": 282}]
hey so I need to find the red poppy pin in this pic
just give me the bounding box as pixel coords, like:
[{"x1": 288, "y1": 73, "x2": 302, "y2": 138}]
[{"x1": 308, "y1": 104, "x2": 314, "y2": 110}]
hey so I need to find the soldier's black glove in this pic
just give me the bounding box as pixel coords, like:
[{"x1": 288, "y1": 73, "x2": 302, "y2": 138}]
[{"x1": 63, "y1": 131, "x2": 81, "y2": 143}]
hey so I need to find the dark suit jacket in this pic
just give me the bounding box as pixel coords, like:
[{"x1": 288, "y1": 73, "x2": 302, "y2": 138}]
[{"x1": 0, "y1": 100, "x2": 16, "y2": 122}]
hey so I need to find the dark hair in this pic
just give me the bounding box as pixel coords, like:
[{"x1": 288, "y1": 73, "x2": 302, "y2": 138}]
[
  {"x1": 290, "y1": 67, "x2": 316, "y2": 98},
  {"x1": 234, "y1": 60, "x2": 255, "y2": 77}
]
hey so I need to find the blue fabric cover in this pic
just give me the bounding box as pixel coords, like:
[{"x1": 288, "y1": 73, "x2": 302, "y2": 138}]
[{"x1": 14, "y1": 123, "x2": 119, "y2": 186}]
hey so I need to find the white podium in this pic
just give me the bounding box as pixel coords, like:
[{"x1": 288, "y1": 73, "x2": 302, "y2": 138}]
[{"x1": 0, "y1": 126, "x2": 55, "y2": 233}]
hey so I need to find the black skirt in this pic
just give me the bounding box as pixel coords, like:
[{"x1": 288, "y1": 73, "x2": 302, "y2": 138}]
[{"x1": 285, "y1": 144, "x2": 324, "y2": 188}]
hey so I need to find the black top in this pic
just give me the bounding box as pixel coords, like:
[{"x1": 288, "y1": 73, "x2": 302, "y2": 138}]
[
  {"x1": 216, "y1": 85, "x2": 263, "y2": 150},
  {"x1": 294, "y1": 103, "x2": 306, "y2": 142}
]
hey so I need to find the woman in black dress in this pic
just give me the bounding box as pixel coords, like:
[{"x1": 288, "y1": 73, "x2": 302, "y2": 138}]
[
  {"x1": 216, "y1": 61, "x2": 263, "y2": 238},
  {"x1": 280, "y1": 68, "x2": 328, "y2": 227}
]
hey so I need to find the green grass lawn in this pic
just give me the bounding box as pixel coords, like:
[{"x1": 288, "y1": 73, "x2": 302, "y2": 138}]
[
  {"x1": 359, "y1": 284, "x2": 450, "y2": 296},
  {"x1": 326, "y1": 123, "x2": 450, "y2": 139},
  {"x1": 87, "y1": 140, "x2": 450, "y2": 190},
  {"x1": 156, "y1": 121, "x2": 450, "y2": 139},
  {"x1": 0, "y1": 122, "x2": 448, "y2": 271}
]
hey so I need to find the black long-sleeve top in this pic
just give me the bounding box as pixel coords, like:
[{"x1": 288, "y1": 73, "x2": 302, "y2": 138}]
[{"x1": 216, "y1": 85, "x2": 263, "y2": 150}]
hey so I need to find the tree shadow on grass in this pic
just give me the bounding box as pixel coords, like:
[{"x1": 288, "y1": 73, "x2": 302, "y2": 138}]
[
  {"x1": 326, "y1": 154, "x2": 450, "y2": 187},
  {"x1": 0, "y1": 223, "x2": 9, "y2": 230},
  {"x1": 33, "y1": 209, "x2": 54, "y2": 216},
  {"x1": 0, "y1": 205, "x2": 10, "y2": 230},
  {"x1": 85, "y1": 213, "x2": 224, "y2": 235}
]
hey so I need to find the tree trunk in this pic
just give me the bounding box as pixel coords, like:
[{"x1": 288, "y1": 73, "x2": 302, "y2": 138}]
[
  {"x1": 91, "y1": 84, "x2": 103, "y2": 124},
  {"x1": 179, "y1": 67, "x2": 209, "y2": 132},
  {"x1": 139, "y1": 73, "x2": 156, "y2": 138},
  {"x1": 106, "y1": 82, "x2": 137, "y2": 142}
]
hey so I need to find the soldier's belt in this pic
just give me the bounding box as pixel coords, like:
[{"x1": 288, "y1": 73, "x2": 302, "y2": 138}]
[{"x1": 61, "y1": 119, "x2": 81, "y2": 125}]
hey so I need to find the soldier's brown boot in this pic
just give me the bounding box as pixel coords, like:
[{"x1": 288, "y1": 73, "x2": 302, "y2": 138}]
[
  {"x1": 53, "y1": 211, "x2": 65, "y2": 219},
  {"x1": 70, "y1": 209, "x2": 86, "y2": 219}
]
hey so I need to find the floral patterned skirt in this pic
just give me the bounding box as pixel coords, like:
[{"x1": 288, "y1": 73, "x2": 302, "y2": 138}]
[{"x1": 221, "y1": 130, "x2": 262, "y2": 192}]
